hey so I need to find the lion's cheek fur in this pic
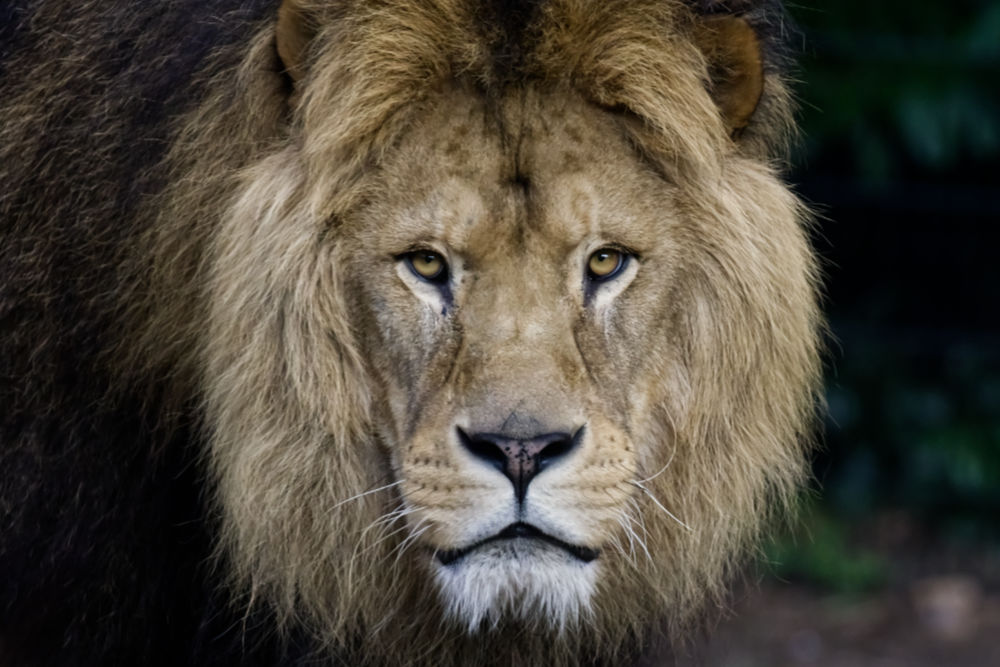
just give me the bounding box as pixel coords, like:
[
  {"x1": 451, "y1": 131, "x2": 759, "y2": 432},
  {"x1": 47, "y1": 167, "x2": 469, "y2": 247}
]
[{"x1": 201, "y1": 149, "x2": 392, "y2": 635}]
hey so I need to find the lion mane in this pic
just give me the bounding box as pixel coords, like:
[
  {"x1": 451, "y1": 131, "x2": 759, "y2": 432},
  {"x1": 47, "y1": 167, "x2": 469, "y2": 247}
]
[{"x1": 0, "y1": 1, "x2": 821, "y2": 665}]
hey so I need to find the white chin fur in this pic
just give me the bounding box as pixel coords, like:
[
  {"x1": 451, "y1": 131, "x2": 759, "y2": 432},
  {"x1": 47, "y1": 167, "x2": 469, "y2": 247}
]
[{"x1": 432, "y1": 540, "x2": 598, "y2": 633}]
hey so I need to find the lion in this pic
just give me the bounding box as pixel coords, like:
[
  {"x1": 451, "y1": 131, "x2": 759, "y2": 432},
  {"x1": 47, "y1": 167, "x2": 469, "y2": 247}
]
[{"x1": 0, "y1": 1, "x2": 821, "y2": 665}]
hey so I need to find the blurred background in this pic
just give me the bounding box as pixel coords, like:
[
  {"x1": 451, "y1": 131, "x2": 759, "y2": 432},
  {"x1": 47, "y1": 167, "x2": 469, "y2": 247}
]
[{"x1": 695, "y1": 1, "x2": 1000, "y2": 665}]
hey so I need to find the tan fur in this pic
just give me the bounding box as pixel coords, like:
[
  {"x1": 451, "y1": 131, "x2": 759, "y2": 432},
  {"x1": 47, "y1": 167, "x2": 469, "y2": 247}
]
[{"x1": 120, "y1": 1, "x2": 821, "y2": 664}]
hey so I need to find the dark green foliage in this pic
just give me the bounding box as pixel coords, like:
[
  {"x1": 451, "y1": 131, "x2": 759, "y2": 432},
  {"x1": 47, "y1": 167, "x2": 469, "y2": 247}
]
[
  {"x1": 777, "y1": 2, "x2": 1000, "y2": 589},
  {"x1": 823, "y1": 337, "x2": 1000, "y2": 529},
  {"x1": 768, "y1": 502, "x2": 888, "y2": 593},
  {"x1": 791, "y1": 0, "x2": 1000, "y2": 184}
]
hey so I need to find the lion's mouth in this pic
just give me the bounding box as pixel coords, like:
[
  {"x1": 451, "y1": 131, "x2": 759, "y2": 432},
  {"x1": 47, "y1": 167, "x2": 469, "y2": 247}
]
[{"x1": 436, "y1": 522, "x2": 600, "y2": 565}]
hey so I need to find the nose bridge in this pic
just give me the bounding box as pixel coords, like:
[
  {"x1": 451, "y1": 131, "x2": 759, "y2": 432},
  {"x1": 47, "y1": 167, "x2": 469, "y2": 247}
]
[
  {"x1": 458, "y1": 264, "x2": 583, "y2": 424},
  {"x1": 483, "y1": 266, "x2": 560, "y2": 346},
  {"x1": 468, "y1": 271, "x2": 570, "y2": 374}
]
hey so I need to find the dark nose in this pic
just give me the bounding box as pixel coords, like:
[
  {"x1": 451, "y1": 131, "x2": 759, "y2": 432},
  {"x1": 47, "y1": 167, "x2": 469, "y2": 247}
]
[{"x1": 457, "y1": 427, "x2": 582, "y2": 502}]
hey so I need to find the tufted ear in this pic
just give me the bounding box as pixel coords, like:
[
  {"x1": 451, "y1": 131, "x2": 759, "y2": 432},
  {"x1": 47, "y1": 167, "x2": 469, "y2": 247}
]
[
  {"x1": 692, "y1": 15, "x2": 765, "y2": 138},
  {"x1": 276, "y1": 0, "x2": 315, "y2": 83}
]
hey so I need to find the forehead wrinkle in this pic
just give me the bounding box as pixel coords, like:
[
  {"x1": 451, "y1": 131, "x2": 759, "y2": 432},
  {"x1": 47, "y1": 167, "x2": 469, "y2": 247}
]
[
  {"x1": 431, "y1": 99, "x2": 524, "y2": 257},
  {"x1": 434, "y1": 179, "x2": 490, "y2": 253},
  {"x1": 461, "y1": 186, "x2": 522, "y2": 267},
  {"x1": 542, "y1": 173, "x2": 598, "y2": 245},
  {"x1": 518, "y1": 93, "x2": 620, "y2": 249},
  {"x1": 376, "y1": 92, "x2": 516, "y2": 255},
  {"x1": 514, "y1": 93, "x2": 680, "y2": 256}
]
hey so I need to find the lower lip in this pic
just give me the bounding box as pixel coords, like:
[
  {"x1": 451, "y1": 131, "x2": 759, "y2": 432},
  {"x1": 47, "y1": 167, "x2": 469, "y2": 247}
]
[{"x1": 436, "y1": 524, "x2": 600, "y2": 565}]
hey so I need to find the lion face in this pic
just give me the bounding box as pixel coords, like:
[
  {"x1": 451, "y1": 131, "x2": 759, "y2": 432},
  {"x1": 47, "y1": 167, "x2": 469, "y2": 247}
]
[
  {"x1": 342, "y1": 88, "x2": 687, "y2": 628},
  {"x1": 193, "y1": 2, "x2": 821, "y2": 662}
]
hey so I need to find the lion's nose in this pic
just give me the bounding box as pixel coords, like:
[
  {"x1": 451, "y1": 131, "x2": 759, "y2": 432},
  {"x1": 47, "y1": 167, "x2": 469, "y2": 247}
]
[{"x1": 457, "y1": 427, "x2": 582, "y2": 502}]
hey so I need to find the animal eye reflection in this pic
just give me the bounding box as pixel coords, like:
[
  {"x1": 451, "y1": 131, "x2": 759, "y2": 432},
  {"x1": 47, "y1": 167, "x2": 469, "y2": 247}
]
[
  {"x1": 405, "y1": 250, "x2": 449, "y2": 284},
  {"x1": 587, "y1": 248, "x2": 627, "y2": 282}
]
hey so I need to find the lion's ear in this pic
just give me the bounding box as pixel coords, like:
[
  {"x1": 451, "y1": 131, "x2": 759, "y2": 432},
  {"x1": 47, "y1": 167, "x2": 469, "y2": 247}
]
[
  {"x1": 276, "y1": 0, "x2": 316, "y2": 83},
  {"x1": 692, "y1": 15, "x2": 765, "y2": 138}
]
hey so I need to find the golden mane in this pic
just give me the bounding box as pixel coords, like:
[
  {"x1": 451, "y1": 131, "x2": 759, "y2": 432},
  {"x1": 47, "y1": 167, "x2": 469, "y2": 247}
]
[
  {"x1": 132, "y1": 3, "x2": 819, "y2": 663},
  {"x1": 0, "y1": 1, "x2": 819, "y2": 665}
]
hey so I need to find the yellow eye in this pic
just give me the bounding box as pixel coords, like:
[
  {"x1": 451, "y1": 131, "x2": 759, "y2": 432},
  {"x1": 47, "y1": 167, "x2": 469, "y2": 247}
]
[
  {"x1": 406, "y1": 250, "x2": 448, "y2": 282},
  {"x1": 587, "y1": 248, "x2": 625, "y2": 280}
]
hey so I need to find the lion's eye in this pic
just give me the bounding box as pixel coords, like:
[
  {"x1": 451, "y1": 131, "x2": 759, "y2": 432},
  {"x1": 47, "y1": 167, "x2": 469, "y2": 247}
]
[
  {"x1": 405, "y1": 250, "x2": 449, "y2": 284},
  {"x1": 587, "y1": 248, "x2": 627, "y2": 282}
]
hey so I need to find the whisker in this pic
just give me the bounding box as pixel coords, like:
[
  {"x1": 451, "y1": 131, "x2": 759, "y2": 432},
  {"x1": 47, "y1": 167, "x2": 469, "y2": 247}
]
[
  {"x1": 634, "y1": 437, "x2": 678, "y2": 485},
  {"x1": 361, "y1": 502, "x2": 412, "y2": 534},
  {"x1": 630, "y1": 480, "x2": 692, "y2": 532},
  {"x1": 345, "y1": 501, "x2": 413, "y2": 587},
  {"x1": 330, "y1": 479, "x2": 404, "y2": 512},
  {"x1": 363, "y1": 517, "x2": 417, "y2": 556},
  {"x1": 628, "y1": 496, "x2": 654, "y2": 547},
  {"x1": 622, "y1": 508, "x2": 653, "y2": 563},
  {"x1": 613, "y1": 515, "x2": 638, "y2": 567},
  {"x1": 356, "y1": 509, "x2": 411, "y2": 554},
  {"x1": 393, "y1": 522, "x2": 431, "y2": 565}
]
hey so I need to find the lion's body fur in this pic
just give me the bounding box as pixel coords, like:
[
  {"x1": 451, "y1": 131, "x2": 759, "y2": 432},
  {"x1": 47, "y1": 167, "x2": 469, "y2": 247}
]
[{"x1": 1, "y1": 1, "x2": 821, "y2": 666}]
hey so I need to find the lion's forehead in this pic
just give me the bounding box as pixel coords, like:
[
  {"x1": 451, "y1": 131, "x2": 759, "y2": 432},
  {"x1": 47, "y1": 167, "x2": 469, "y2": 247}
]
[{"x1": 361, "y1": 88, "x2": 677, "y2": 262}]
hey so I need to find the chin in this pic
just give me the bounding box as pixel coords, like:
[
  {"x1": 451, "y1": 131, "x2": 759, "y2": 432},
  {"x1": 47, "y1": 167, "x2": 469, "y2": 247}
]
[{"x1": 432, "y1": 538, "x2": 600, "y2": 633}]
